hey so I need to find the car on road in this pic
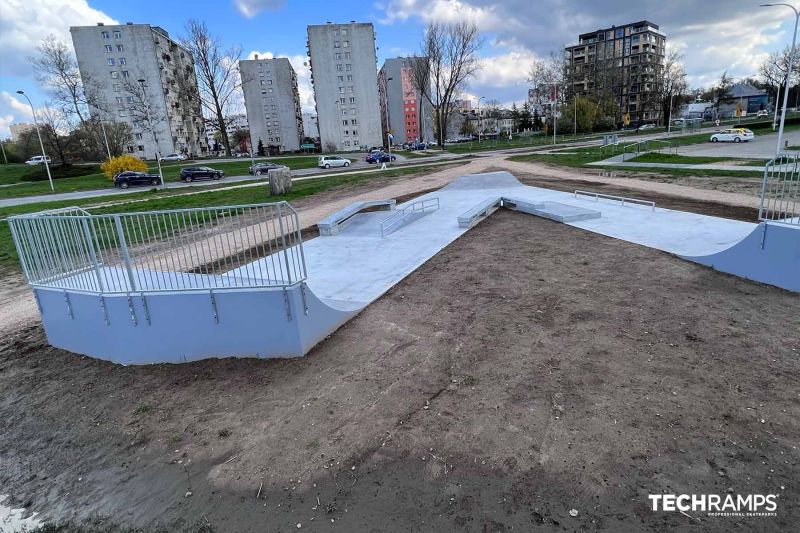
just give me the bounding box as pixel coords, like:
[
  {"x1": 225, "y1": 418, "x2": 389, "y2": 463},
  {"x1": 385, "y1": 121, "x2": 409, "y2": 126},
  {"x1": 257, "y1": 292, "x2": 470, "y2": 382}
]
[
  {"x1": 25, "y1": 155, "x2": 51, "y2": 166},
  {"x1": 318, "y1": 155, "x2": 351, "y2": 169},
  {"x1": 366, "y1": 151, "x2": 397, "y2": 164},
  {"x1": 638, "y1": 123, "x2": 657, "y2": 130},
  {"x1": 179, "y1": 166, "x2": 224, "y2": 182},
  {"x1": 113, "y1": 171, "x2": 162, "y2": 189},
  {"x1": 248, "y1": 162, "x2": 288, "y2": 175},
  {"x1": 160, "y1": 153, "x2": 187, "y2": 161},
  {"x1": 710, "y1": 128, "x2": 754, "y2": 143},
  {"x1": 756, "y1": 110, "x2": 770, "y2": 118}
]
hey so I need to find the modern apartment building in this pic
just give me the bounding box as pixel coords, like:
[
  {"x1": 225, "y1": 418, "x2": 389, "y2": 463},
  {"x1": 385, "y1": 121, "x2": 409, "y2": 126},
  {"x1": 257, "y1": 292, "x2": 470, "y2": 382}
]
[
  {"x1": 378, "y1": 57, "x2": 433, "y2": 146},
  {"x1": 307, "y1": 22, "x2": 382, "y2": 151},
  {"x1": 240, "y1": 57, "x2": 304, "y2": 152},
  {"x1": 9, "y1": 123, "x2": 35, "y2": 143},
  {"x1": 71, "y1": 22, "x2": 207, "y2": 159},
  {"x1": 564, "y1": 20, "x2": 666, "y2": 124}
]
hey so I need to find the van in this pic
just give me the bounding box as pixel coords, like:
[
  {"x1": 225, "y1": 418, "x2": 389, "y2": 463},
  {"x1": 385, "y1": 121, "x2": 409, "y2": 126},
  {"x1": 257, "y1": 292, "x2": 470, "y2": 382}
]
[{"x1": 25, "y1": 155, "x2": 51, "y2": 166}]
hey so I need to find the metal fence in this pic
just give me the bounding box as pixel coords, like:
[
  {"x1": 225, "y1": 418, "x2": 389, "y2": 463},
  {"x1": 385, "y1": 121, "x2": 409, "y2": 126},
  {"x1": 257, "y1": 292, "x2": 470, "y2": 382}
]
[
  {"x1": 379, "y1": 197, "x2": 440, "y2": 237},
  {"x1": 759, "y1": 153, "x2": 800, "y2": 226},
  {"x1": 8, "y1": 202, "x2": 307, "y2": 294}
]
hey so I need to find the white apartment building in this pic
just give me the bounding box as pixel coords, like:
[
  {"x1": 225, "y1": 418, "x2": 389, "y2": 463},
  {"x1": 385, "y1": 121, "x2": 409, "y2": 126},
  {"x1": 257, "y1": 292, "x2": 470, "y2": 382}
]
[
  {"x1": 71, "y1": 22, "x2": 207, "y2": 159},
  {"x1": 306, "y1": 22, "x2": 382, "y2": 151},
  {"x1": 240, "y1": 57, "x2": 304, "y2": 152}
]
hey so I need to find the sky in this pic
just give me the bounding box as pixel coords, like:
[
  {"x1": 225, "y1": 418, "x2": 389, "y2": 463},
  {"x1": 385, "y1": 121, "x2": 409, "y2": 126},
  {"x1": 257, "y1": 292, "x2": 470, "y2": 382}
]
[{"x1": 0, "y1": 0, "x2": 797, "y2": 138}]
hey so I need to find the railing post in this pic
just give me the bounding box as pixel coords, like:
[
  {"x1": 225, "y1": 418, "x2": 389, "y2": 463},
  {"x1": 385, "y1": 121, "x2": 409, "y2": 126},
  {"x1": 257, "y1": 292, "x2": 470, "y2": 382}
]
[
  {"x1": 276, "y1": 204, "x2": 293, "y2": 285},
  {"x1": 81, "y1": 217, "x2": 105, "y2": 293},
  {"x1": 114, "y1": 215, "x2": 138, "y2": 292},
  {"x1": 758, "y1": 158, "x2": 774, "y2": 222}
]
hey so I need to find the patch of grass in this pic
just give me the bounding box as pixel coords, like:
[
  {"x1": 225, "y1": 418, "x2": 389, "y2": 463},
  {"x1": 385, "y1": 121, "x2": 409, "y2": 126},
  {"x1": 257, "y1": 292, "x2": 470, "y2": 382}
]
[
  {"x1": 146, "y1": 156, "x2": 320, "y2": 182},
  {"x1": 307, "y1": 438, "x2": 320, "y2": 449},
  {"x1": 217, "y1": 429, "x2": 230, "y2": 439},
  {"x1": 168, "y1": 434, "x2": 183, "y2": 444},
  {"x1": 463, "y1": 376, "x2": 479, "y2": 387},
  {"x1": 133, "y1": 404, "x2": 151, "y2": 415},
  {"x1": 629, "y1": 153, "x2": 753, "y2": 165}
]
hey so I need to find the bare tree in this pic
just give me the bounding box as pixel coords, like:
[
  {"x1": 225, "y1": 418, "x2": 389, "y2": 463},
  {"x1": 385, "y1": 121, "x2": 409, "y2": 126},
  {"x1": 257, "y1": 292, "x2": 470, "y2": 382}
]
[
  {"x1": 121, "y1": 78, "x2": 166, "y2": 159},
  {"x1": 409, "y1": 21, "x2": 484, "y2": 147},
  {"x1": 660, "y1": 51, "x2": 688, "y2": 125},
  {"x1": 37, "y1": 106, "x2": 74, "y2": 165},
  {"x1": 180, "y1": 20, "x2": 245, "y2": 157},
  {"x1": 30, "y1": 36, "x2": 94, "y2": 126},
  {"x1": 527, "y1": 51, "x2": 566, "y2": 122}
]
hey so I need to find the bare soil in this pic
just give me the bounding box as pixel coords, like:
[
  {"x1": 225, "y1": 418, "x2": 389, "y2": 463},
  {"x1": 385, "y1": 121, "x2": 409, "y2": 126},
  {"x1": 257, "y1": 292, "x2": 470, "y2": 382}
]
[{"x1": 1, "y1": 206, "x2": 798, "y2": 531}]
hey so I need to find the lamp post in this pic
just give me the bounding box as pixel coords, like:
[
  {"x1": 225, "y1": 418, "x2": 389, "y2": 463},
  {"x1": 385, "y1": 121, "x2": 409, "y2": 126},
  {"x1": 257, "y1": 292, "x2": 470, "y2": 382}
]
[
  {"x1": 16, "y1": 90, "x2": 54, "y2": 192},
  {"x1": 385, "y1": 77, "x2": 394, "y2": 158},
  {"x1": 477, "y1": 96, "x2": 484, "y2": 143},
  {"x1": 761, "y1": 3, "x2": 800, "y2": 154},
  {"x1": 99, "y1": 120, "x2": 111, "y2": 160},
  {"x1": 137, "y1": 79, "x2": 165, "y2": 188},
  {"x1": 667, "y1": 92, "x2": 675, "y2": 134}
]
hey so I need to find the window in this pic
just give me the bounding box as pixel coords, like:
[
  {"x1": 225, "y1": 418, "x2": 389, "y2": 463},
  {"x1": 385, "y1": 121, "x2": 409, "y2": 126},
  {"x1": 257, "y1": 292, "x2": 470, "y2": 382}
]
[
  {"x1": 122, "y1": 71, "x2": 129, "y2": 78},
  {"x1": 104, "y1": 45, "x2": 113, "y2": 52},
  {"x1": 267, "y1": 79, "x2": 272, "y2": 85},
  {"x1": 276, "y1": 137, "x2": 280, "y2": 142},
  {"x1": 126, "y1": 96, "x2": 134, "y2": 104},
  {"x1": 138, "y1": 145, "x2": 145, "y2": 152},
  {"x1": 113, "y1": 84, "x2": 120, "y2": 92},
  {"x1": 127, "y1": 145, "x2": 134, "y2": 153},
  {"x1": 347, "y1": 75, "x2": 353, "y2": 81},
  {"x1": 349, "y1": 97, "x2": 355, "y2": 104},
  {"x1": 260, "y1": 80, "x2": 265, "y2": 85},
  {"x1": 341, "y1": 29, "x2": 348, "y2": 36},
  {"x1": 336, "y1": 64, "x2": 343, "y2": 71},
  {"x1": 111, "y1": 71, "x2": 119, "y2": 78},
  {"x1": 119, "y1": 110, "x2": 126, "y2": 117},
  {"x1": 135, "y1": 133, "x2": 143, "y2": 140},
  {"x1": 340, "y1": 97, "x2": 346, "y2": 104},
  {"x1": 339, "y1": 87, "x2": 344, "y2": 94},
  {"x1": 335, "y1": 53, "x2": 341, "y2": 60},
  {"x1": 345, "y1": 64, "x2": 351, "y2": 71},
  {"x1": 343, "y1": 40, "x2": 349, "y2": 48},
  {"x1": 271, "y1": 104, "x2": 276, "y2": 110},
  {"x1": 344, "y1": 141, "x2": 351, "y2": 147},
  {"x1": 341, "y1": 109, "x2": 347, "y2": 115},
  {"x1": 352, "y1": 129, "x2": 358, "y2": 136},
  {"x1": 101, "y1": 31, "x2": 110, "y2": 39},
  {"x1": 268, "y1": 88, "x2": 273, "y2": 93},
  {"x1": 334, "y1": 40, "x2": 340, "y2": 48},
  {"x1": 116, "y1": 97, "x2": 123, "y2": 104},
  {"x1": 348, "y1": 86, "x2": 354, "y2": 93},
  {"x1": 117, "y1": 44, "x2": 124, "y2": 52},
  {"x1": 119, "y1": 57, "x2": 126, "y2": 65},
  {"x1": 337, "y1": 75, "x2": 344, "y2": 82},
  {"x1": 342, "y1": 120, "x2": 348, "y2": 125},
  {"x1": 113, "y1": 31, "x2": 121, "y2": 39},
  {"x1": 107, "y1": 58, "x2": 115, "y2": 66},
  {"x1": 351, "y1": 119, "x2": 357, "y2": 125},
  {"x1": 344, "y1": 130, "x2": 349, "y2": 136},
  {"x1": 345, "y1": 52, "x2": 351, "y2": 59}
]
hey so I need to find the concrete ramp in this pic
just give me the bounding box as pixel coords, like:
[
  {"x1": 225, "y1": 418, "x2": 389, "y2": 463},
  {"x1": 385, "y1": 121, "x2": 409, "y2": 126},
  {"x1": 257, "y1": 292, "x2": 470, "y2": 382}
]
[
  {"x1": 441, "y1": 171, "x2": 524, "y2": 191},
  {"x1": 681, "y1": 222, "x2": 800, "y2": 292}
]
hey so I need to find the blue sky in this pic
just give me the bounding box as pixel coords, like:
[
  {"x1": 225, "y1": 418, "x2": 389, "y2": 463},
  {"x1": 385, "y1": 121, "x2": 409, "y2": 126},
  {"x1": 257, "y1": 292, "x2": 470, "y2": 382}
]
[{"x1": 0, "y1": 0, "x2": 797, "y2": 137}]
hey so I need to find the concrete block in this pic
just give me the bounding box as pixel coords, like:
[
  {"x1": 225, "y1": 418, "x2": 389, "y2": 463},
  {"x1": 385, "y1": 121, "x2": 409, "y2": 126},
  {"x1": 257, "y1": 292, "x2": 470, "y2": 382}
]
[
  {"x1": 528, "y1": 202, "x2": 602, "y2": 223},
  {"x1": 268, "y1": 168, "x2": 293, "y2": 195}
]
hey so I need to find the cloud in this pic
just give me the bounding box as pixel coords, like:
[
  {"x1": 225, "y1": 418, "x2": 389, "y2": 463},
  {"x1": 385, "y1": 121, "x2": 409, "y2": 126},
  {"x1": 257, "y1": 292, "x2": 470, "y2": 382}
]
[
  {"x1": 0, "y1": 0, "x2": 117, "y2": 77},
  {"x1": 233, "y1": 0, "x2": 286, "y2": 18},
  {"x1": 245, "y1": 50, "x2": 316, "y2": 114},
  {"x1": 376, "y1": 0, "x2": 793, "y2": 90},
  {"x1": 0, "y1": 91, "x2": 35, "y2": 138}
]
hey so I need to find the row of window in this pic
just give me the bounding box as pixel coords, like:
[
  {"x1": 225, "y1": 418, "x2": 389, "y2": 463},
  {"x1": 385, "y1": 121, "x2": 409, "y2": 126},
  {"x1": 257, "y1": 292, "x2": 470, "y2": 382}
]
[
  {"x1": 110, "y1": 71, "x2": 130, "y2": 79},
  {"x1": 337, "y1": 75, "x2": 354, "y2": 82},
  {"x1": 341, "y1": 119, "x2": 358, "y2": 125},
  {"x1": 104, "y1": 44, "x2": 124, "y2": 52},
  {"x1": 339, "y1": 97, "x2": 356, "y2": 104},
  {"x1": 342, "y1": 140, "x2": 359, "y2": 147},
  {"x1": 338, "y1": 86, "x2": 355, "y2": 93},
  {"x1": 333, "y1": 40, "x2": 350, "y2": 48},
  {"x1": 334, "y1": 52, "x2": 352, "y2": 60},
  {"x1": 342, "y1": 129, "x2": 358, "y2": 136},
  {"x1": 335, "y1": 64, "x2": 352, "y2": 72},
  {"x1": 107, "y1": 57, "x2": 126, "y2": 66},
  {"x1": 101, "y1": 30, "x2": 122, "y2": 39}
]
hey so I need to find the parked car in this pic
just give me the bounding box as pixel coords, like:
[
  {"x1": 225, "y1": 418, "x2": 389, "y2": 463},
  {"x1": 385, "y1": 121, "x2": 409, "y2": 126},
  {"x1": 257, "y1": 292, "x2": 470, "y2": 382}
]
[
  {"x1": 318, "y1": 155, "x2": 351, "y2": 169},
  {"x1": 248, "y1": 162, "x2": 288, "y2": 175},
  {"x1": 366, "y1": 146, "x2": 385, "y2": 153},
  {"x1": 179, "y1": 166, "x2": 224, "y2": 182},
  {"x1": 25, "y1": 155, "x2": 51, "y2": 166},
  {"x1": 366, "y1": 151, "x2": 397, "y2": 164},
  {"x1": 160, "y1": 153, "x2": 187, "y2": 161},
  {"x1": 710, "y1": 128, "x2": 754, "y2": 143},
  {"x1": 756, "y1": 110, "x2": 770, "y2": 118},
  {"x1": 113, "y1": 171, "x2": 162, "y2": 189},
  {"x1": 638, "y1": 123, "x2": 657, "y2": 130}
]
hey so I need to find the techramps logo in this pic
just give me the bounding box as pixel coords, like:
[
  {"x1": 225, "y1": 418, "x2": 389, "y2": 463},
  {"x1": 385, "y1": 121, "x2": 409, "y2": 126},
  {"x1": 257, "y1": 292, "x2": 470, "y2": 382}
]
[{"x1": 648, "y1": 494, "x2": 779, "y2": 518}]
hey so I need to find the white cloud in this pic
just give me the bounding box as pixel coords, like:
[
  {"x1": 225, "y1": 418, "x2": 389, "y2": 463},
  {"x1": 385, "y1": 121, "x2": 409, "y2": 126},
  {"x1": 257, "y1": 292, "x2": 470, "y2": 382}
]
[
  {"x1": 233, "y1": 0, "x2": 286, "y2": 18},
  {"x1": 0, "y1": 0, "x2": 117, "y2": 76},
  {"x1": 0, "y1": 92, "x2": 36, "y2": 139}
]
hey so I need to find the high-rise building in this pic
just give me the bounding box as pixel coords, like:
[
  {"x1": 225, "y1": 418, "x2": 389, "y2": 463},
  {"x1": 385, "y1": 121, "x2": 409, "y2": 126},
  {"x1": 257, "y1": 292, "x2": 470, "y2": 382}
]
[
  {"x1": 9, "y1": 123, "x2": 35, "y2": 143},
  {"x1": 302, "y1": 112, "x2": 319, "y2": 141},
  {"x1": 564, "y1": 20, "x2": 666, "y2": 124},
  {"x1": 307, "y1": 22, "x2": 382, "y2": 151},
  {"x1": 378, "y1": 57, "x2": 433, "y2": 146},
  {"x1": 240, "y1": 57, "x2": 304, "y2": 153},
  {"x1": 70, "y1": 22, "x2": 207, "y2": 159}
]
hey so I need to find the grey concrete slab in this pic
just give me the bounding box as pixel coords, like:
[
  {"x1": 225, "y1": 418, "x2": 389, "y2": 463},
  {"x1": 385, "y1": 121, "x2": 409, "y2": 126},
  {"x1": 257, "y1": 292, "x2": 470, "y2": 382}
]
[{"x1": 527, "y1": 202, "x2": 602, "y2": 223}]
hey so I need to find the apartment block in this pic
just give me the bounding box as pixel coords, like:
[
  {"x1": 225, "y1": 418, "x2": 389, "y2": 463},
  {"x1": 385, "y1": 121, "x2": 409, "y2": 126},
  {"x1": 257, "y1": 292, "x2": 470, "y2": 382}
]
[
  {"x1": 240, "y1": 57, "x2": 304, "y2": 152},
  {"x1": 307, "y1": 22, "x2": 382, "y2": 151},
  {"x1": 9, "y1": 123, "x2": 35, "y2": 143},
  {"x1": 564, "y1": 20, "x2": 666, "y2": 124},
  {"x1": 378, "y1": 57, "x2": 433, "y2": 145},
  {"x1": 71, "y1": 22, "x2": 207, "y2": 159}
]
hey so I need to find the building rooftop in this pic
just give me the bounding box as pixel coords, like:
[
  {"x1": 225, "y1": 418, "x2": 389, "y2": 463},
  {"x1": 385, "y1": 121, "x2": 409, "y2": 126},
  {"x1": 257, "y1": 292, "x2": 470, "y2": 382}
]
[{"x1": 725, "y1": 83, "x2": 767, "y2": 99}]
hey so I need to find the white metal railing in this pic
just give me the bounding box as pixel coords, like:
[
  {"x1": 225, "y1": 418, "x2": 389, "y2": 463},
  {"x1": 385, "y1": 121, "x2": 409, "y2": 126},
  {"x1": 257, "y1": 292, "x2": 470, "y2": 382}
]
[
  {"x1": 380, "y1": 197, "x2": 440, "y2": 237},
  {"x1": 8, "y1": 202, "x2": 307, "y2": 294},
  {"x1": 759, "y1": 153, "x2": 800, "y2": 226},
  {"x1": 574, "y1": 190, "x2": 655, "y2": 211}
]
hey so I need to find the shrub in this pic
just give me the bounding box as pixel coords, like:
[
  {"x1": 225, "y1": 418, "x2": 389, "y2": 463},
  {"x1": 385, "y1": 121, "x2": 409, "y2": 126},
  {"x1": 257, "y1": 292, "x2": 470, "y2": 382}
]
[{"x1": 100, "y1": 154, "x2": 147, "y2": 180}]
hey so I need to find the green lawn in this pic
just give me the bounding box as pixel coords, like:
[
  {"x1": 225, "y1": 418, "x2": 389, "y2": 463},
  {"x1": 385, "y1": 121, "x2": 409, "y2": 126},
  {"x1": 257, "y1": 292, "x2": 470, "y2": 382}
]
[
  {"x1": 0, "y1": 162, "x2": 465, "y2": 273},
  {"x1": 628, "y1": 153, "x2": 750, "y2": 165}
]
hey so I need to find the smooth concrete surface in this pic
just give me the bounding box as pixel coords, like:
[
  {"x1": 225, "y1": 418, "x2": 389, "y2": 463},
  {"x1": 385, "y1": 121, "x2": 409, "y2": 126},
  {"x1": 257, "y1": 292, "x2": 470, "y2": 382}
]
[{"x1": 33, "y1": 170, "x2": 797, "y2": 365}]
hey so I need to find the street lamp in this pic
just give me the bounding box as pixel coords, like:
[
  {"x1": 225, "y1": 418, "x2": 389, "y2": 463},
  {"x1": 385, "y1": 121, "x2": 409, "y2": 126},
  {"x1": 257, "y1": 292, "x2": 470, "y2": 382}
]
[
  {"x1": 137, "y1": 79, "x2": 165, "y2": 189},
  {"x1": 16, "y1": 90, "x2": 54, "y2": 192},
  {"x1": 761, "y1": 3, "x2": 800, "y2": 154},
  {"x1": 385, "y1": 77, "x2": 393, "y2": 164},
  {"x1": 477, "y1": 96, "x2": 485, "y2": 143}
]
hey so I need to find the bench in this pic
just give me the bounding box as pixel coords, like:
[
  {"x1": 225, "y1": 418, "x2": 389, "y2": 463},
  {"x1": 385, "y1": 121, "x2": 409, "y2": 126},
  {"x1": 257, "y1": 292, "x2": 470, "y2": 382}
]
[
  {"x1": 318, "y1": 199, "x2": 396, "y2": 236},
  {"x1": 457, "y1": 197, "x2": 502, "y2": 228}
]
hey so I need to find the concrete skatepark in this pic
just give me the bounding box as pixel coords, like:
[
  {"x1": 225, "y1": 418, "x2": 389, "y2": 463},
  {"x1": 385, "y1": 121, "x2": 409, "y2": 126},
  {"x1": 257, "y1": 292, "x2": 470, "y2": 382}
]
[{"x1": 9, "y1": 170, "x2": 800, "y2": 365}]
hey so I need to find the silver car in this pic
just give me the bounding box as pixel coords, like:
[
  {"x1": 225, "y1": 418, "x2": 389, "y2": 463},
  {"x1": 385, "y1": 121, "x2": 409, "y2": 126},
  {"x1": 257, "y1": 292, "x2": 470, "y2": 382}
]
[{"x1": 318, "y1": 155, "x2": 351, "y2": 169}]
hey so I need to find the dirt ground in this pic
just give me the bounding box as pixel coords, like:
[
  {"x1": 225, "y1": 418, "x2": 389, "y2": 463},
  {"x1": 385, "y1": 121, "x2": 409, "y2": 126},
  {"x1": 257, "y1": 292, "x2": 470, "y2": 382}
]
[{"x1": 1, "y1": 197, "x2": 798, "y2": 531}]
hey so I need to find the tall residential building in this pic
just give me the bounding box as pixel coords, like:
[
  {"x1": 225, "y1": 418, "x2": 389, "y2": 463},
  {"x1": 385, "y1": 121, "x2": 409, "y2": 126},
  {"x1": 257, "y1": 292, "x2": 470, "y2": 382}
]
[
  {"x1": 378, "y1": 57, "x2": 433, "y2": 146},
  {"x1": 564, "y1": 20, "x2": 666, "y2": 124},
  {"x1": 71, "y1": 22, "x2": 207, "y2": 159},
  {"x1": 240, "y1": 57, "x2": 304, "y2": 152},
  {"x1": 302, "y1": 112, "x2": 319, "y2": 140},
  {"x1": 9, "y1": 123, "x2": 35, "y2": 143},
  {"x1": 307, "y1": 22, "x2": 382, "y2": 151}
]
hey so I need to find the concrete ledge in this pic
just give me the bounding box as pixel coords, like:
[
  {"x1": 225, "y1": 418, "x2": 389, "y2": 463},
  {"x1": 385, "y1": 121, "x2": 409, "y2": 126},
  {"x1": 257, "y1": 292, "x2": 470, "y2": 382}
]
[
  {"x1": 526, "y1": 201, "x2": 602, "y2": 223},
  {"x1": 318, "y1": 199, "x2": 396, "y2": 236},
  {"x1": 458, "y1": 197, "x2": 502, "y2": 228}
]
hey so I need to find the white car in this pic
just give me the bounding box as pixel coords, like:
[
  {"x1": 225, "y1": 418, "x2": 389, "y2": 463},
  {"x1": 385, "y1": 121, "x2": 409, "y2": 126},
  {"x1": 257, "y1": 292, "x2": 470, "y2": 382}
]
[
  {"x1": 756, "y1": 110, "x2": 769, "y2": 118},
  {"x1": 318, "y1": 155, "x2": 351, "y2": 169},
  {"x1": 25, "y1": 155, "x2": 51, "y2": 166},
  {"x1": 710, "y1": 129, "x2": 754, "y2": 143},
  {"x1": 160, "y1": 153, "x2": 187, "y2": 161}
]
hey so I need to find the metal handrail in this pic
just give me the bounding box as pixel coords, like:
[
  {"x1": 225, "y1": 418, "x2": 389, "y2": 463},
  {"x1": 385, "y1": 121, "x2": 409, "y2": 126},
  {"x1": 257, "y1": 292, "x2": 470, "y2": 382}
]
[
  {"x1": 759, "y1": 153, "x2": 800, "y2": 226},
  {"x1": 574, "y1": 190, "x2": 656, "y2": 211},
  {"x1": 380, "y1": 197, "x2": 440, "y2": 237},
  {"x1": 8, "y1": 202, "x2": 308, "y2": 295}
]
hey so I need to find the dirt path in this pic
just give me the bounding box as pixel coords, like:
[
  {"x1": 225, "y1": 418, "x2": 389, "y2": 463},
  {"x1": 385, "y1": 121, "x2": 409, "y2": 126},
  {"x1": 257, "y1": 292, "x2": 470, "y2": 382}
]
[{"x1": 1, "y1": 209, "x2": 797, "y2": 532}]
